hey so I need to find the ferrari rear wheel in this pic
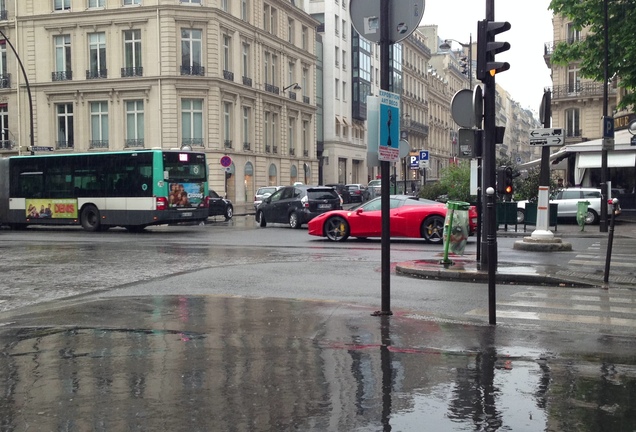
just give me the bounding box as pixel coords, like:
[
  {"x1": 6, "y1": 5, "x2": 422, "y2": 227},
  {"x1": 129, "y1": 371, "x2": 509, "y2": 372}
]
[
  {"x1": 421, "y1": 215, "x2": 445, "y2": 244},
  {"x1": 324, "y1": 216, "x2": 350, "y2": 242}
]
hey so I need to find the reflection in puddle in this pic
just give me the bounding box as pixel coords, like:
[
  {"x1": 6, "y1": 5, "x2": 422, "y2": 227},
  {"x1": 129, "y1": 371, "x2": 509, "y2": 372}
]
[{"x1": 0, "y1": 296, "x2": 634, "y2": 431}]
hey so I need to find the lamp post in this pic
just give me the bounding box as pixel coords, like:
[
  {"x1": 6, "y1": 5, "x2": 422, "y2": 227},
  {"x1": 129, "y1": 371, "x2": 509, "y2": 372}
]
[
  {"x1": 0, "y1": 27, "x2": 34, "y2": 155},
  {"x1": 283, "y1": 83, "x2": 301, "y2": 92},
  {"x1": 439, "y1": 35, "x2": 473, "y2": 89}
]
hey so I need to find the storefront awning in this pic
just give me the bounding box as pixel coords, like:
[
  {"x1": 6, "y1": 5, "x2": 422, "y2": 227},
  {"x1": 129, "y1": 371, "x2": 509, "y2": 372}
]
[{"x1": 576, "y1": 152, "x2": 636, "y2": 168}]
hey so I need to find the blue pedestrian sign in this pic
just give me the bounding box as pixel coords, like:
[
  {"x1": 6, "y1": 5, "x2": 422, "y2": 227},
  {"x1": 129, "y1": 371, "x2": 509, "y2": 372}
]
[
  {"x1": 378, "y1": 90, "x2": 400, "y2": 162},
  {"x1": 419, "y1": 150, "x2": 429, "y2": 169}
]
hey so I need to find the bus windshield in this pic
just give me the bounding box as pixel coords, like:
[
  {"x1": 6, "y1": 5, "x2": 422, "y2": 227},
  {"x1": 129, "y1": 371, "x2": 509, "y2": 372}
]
[{"x1": 163, "y1": 152, "x2": 207, "y2": 182}]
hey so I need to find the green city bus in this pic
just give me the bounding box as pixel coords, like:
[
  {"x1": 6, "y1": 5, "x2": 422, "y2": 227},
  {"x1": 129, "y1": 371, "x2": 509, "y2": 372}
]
[{"x1": 0, "y1": 149, "x2": 209, "y2": 232}]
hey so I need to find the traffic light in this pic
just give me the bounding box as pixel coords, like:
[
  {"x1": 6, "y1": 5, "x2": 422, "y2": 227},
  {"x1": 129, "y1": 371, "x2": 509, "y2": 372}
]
[
  {"x1": 476, "y1": 19, "x2": 511, "y2": 80},
  {"x1": 496, "y1": 166, "x2": 514, "y2": 195}
]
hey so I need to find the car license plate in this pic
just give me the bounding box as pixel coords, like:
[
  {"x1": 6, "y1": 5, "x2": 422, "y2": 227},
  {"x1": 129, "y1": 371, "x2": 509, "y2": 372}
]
[
  {"x1": 181, "y1": 212, "x2": 192, "y2": 217},
  {"x1": 318, "y1": 204, "x2": 331, "y2": 209}
]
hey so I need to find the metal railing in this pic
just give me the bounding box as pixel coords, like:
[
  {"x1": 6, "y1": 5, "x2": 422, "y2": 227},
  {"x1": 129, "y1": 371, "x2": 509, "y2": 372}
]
[
  {"x1": 89, "y1": 140, "x2": 109, "y2": 149},
  {"x1": 224, "y1": 140, "x2": 232, "y2": 149},
  {"x1": 265, "y1": 83, "x2": 279, "y2": 95},
  {"x1": 56, "y1": 140, "x2": 74, "y2": 149},
  {"x1": 180, "y1": 65, "x2": 205, "y2": 76},
  {"x1": 289, "y1": 148, "x2": 295, "y2": 155},
  {"x1": 223, "y1": 70, "x2": 234, "y2": 81},
  {"x1": 550, "y1": 82, "x2": 613, "y2": 99},
  {"x1": 265, "y1": 144, "x2": 271, "y2": 153},
  {"x1": 303, "y1": 96, "x2": 310, "y2": 104},
  {"x1": 288, "y1": 92, "x2": 297, "y2": 100},
  {"x1": 242, "y1": 76, "x2": 252, "y2": 87},
  {"x1": 0, "y1": 74, "x2": 10, "y2": 88},
  {"x1": 86, "y1": 69, "x2": 108, "y2": 79},
  {"x1": 182, "y1": 138, "x2": 204, "y2": 147},
  {"x1": 0, "y1": 140, "x2": 13, "y2": 150},
  {"x1": 125, "y1": 139, "x2": 144, "y2": 148},
  {"x1": 121, "y1": 67, "x2": 143, "y2": 77},
  {"x1": 52, "y1": 71, "x2": 73, "y2": 81},
  {"x1": 243, "y1": 142, "x2": 251, "y2": 151}
]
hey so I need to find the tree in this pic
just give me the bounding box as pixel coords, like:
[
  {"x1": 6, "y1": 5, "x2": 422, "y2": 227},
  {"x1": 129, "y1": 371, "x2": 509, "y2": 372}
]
[
  {"x1": 549, "y1": 0, "x2": 636, "y2": 109},
  {"x1": 419, "y1": 162, "x2": 473, "y2": 203}
]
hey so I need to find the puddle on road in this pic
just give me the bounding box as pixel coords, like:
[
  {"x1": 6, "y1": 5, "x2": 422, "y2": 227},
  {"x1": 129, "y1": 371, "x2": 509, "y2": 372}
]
[{"x1": 0, "y1": 296, "x2": 634, "y2": 431}]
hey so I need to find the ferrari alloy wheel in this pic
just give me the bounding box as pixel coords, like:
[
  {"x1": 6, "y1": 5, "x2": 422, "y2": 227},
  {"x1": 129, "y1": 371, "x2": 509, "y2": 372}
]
[
  {"x1": 325, "y1": 216, "x2": 350, "y2": 242},
  {"x1": 421, "y1": 215, "x2": 445, "y2": 244}
]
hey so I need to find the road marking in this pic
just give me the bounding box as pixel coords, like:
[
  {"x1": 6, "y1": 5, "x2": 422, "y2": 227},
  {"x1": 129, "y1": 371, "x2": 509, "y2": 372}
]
[
  {"x1": 497, "y1": 300, "x2": 636, "y2": 315},
  {"x1": 512, "y1": 292, "x2": 636, "y2": 304},
  {"x1": 569, "y1": 259, "x2": 636, "y2": 268},
  {"x1": 466, "y1": 308, "x2": 636, "y2": 327}
]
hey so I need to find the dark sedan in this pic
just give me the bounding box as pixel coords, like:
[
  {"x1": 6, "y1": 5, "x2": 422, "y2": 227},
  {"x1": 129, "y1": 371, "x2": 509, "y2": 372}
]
[
  {"x1": 256, "y1": 185, "x2": 342, "y2": 228},
  {"x1": 208, "y1": 189, "x2": 233, "y2": 220}
]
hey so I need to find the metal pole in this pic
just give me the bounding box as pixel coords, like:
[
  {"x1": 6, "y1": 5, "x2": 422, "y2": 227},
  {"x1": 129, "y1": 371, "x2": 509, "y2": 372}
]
[
  {"x1": 0, "y1": 28, "x2": 34, "y2": 155},
  {"x1": 468, "y1": 34, "x2": 473, "y2": 89},
  {"x1": 377, "y1": 0, "x2": 392, "y2": 316},
  {"x1": 600, "y1": 0, "x2": 609, "y2": 232},
  {"x1": 604, "y1": 199, "x2": 618, "y2": 283}
]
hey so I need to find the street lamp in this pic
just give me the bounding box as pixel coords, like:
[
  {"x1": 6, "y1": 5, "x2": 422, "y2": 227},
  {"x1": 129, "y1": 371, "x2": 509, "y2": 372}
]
[
  {"x1": 283, "y1": 83, "x2": 301, "y2": 92},
  {"x1": 439, "y1": 35, "x2": 473, "y2": 88},
  {"x1": 0, "y1": 27, "x2": 34, "y2": 155}
]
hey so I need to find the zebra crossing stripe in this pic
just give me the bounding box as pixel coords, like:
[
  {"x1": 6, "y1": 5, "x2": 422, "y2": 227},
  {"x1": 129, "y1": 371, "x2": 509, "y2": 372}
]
[{"x1": 466, "y1": 308, "x2": 636, "y2": 327}]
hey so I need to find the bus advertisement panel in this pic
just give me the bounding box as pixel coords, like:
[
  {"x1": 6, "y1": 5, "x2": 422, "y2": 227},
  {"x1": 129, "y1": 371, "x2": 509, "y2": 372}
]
[{"x1": 0, "y1": 150, "x2": 209, "y2": 232}]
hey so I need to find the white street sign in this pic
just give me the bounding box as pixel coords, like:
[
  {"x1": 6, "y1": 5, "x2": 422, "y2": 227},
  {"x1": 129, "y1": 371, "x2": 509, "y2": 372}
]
[{"x1": 529, "y1": 128, "x2": 564, "y2": 146}]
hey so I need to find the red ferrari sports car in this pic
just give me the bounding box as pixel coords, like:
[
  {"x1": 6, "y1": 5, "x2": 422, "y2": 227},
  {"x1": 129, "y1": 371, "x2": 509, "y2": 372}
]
[{"x1": 308, "y1": 195, "x2": 477, "y2": 243}]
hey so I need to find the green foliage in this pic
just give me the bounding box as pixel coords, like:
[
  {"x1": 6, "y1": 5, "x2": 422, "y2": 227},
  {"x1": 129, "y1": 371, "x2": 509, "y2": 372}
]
[
  {"x1": 513, "y1": 166, "x2": 561, "y2": 202},
  {"x1": 419, "y1": 162, "x2": 473, "y2": 203},
  {"x1": 549, "y1": 0, "x2": 636, "y2": 109}
]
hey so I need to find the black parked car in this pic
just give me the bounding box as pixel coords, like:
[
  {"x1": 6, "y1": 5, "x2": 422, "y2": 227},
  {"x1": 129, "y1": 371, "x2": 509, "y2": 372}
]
[
  {"x1": 255, "y1": 185, "x2": 342, "y2": 229},
  {"x1": 208, "y1": 189, "x2": 233, "y2": 220},
  {"x1": 325, "y1": 183, "x2": 351, "y2": 204}
]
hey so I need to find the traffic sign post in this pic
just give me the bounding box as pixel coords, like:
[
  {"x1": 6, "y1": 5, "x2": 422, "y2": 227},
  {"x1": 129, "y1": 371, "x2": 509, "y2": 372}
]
[
  {"x1": 418, "y1": 150, "x2": 429, "y2": 169},
  {"x1": 378, "y1": 90, "x2": 400, "y2": 162},
  {"x1": 529, "y1": 128, "x2": 564, "y2": 146}
]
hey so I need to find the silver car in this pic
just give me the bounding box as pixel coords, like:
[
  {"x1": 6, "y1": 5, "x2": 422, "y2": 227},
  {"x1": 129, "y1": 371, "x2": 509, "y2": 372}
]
[{"x1": 254, "y1": 186, "x2": 283, "y2": 210}]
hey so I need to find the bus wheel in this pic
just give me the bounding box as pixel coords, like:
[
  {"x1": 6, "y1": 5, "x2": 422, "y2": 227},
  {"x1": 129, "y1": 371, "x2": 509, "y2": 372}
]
[{"x1": 80, "y1": 205, "x2": 101, "y2": 232}]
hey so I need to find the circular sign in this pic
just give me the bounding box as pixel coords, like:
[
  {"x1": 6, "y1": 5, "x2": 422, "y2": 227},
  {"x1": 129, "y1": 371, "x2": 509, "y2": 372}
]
[
  {"x1": 220, "y1": 156, "x2": 232, "y2": 168},
  {"x1": 451, "y1": 89, "x2": 474, "y2": 128}
]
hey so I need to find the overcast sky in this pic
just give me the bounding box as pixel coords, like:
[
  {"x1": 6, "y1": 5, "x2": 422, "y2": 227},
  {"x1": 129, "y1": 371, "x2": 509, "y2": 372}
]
[{"x1": 421, "y1": 0, "x2": 554, "y2": 114}]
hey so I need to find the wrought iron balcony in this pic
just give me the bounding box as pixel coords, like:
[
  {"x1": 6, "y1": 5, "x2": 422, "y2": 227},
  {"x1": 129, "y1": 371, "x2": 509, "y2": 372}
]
[
  {"x1": 303, "y1": 150, "x2": 309, "y2": 157},
  {"x1": 265, "y1": 83, "x2": 279, "y2": 95},
  {"x1": 56, "y1": 140, "x2": 74, "y2": 149},
  {"x1": 0, "y1": 140, "x2": 13, "y2": 150},
  {"x1": 550, "y1": 82, "x2": 614, "y2": 100},
  {"x1": 0, "y1": 10, "x2": 7, "y2": 20},
  {"x1": 288, "y1": 92, "x2": 297, "y2": 100},
  {"x1": 242, "y1": 76, "x2": 252, "y2": 87},
  {"x1": 565, "y1": 129, "x2": 582, "y2": 138},
  {"x1": 182, "y1": 138, "x2": 204, "y2": 147},
  {"x1": 0, "y1": 74, "x2": 10, "y2": 89},
  {"x1": 243, "y1": 142, "x2": 251, "y2": 151},
  {"x1": 121, "y1": 67, "x2": 143, "y2": 77},
  {"x1": 289, "y1": 148, "x2": 295, "y2": 155},
  {"x1": 89, "y1": 140, "x2": 109, "y2": 149},
  {"x1": 52, "y1": 71, "x2": 73, "y2": 81},
  {"x1": 125, "y1": 139, "x2": 144, "y2": 148},
  {"x1": 181, "y1": 65, "x2": 205, "y2": 76},
  {"x1": 303, "y1": 96, "x2": 310, "y2": 104},
  {"x1": 223, "y1": 70, "x2": 234, "y2": 81},
  {"x1": 86, "y1": 69, "x2": 108, "y2": 79},
  {"x1": 273, "y1": 146, "x2": 278, "y2": 154},
  {"x1": 265, "y1": 144, "x2": 271, "y2": 153},
  {"x1": 224, "y1": 140, "x2": 232, "y2": 149}
]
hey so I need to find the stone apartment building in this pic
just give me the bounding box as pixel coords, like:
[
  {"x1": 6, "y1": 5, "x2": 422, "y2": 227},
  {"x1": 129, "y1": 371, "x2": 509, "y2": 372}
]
[{"x1": 0, "y1": 0, "x2": 319, "y2": 215}]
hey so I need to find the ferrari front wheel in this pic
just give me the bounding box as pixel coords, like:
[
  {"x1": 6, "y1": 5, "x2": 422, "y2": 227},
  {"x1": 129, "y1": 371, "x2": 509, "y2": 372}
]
[
  {"x1": 421, "y1": 215, "x2": 445, "y2": 244},
  {"x1": 324, "y1": 216, "x2": 350, "y2": 242}
]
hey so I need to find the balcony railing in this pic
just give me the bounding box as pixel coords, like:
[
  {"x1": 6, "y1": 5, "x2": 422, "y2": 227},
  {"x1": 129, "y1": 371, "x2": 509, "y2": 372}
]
[
  {"x1": 303, "y1": 150, "x2": 309, "y2": 157},
  {"x1": 0, "y1": 140, "x2": 13, "y2": 150},
  {"x1": 125, "y1": 139, "x2": 144, "y2": 148},
  {"x1": 181, "y1": 65, "x2": 205, "y2": 76},
  {"x1": 0, "y1": 10, "x2": 8, "y2": 20},
  {"x1": 242, "y1": 76, "x2": 252, "y2": 87},
  {"x1": 0, "y1": 74, "x2": 10, "y2": 89},
  {"x1": 289, "y1": 148, "x2": 295, "y2": 155},
  {"x1": 265, "y1": 144, "x2": 271, "y2": 153},
  {"x1": 303, "y1": 96, "x2": 310, "y2": 104},
  {"x1": 52, "y1": 71, "x2": 73, "y2": 81},
  {"x1": 550, "y1": 82, "x2": 613, "y2": 100},
  {"x1": 224, "y1": 140, "x2": 232, "y2": 149},
  {"x1": 273, "y1": 146, "x2": 278, "y2": 154},
  {"x1": 223, "y1": 70, "x2": 234, "y2": 81},
  {"x1": 121, "y1": 67, "x2": 143, "y2": 77},
  {"x1": 288, "y1": 92, "x2": 297, "y2": 100},
  {"x1": 544, "y1": 36, "x2": 585, "y2": 56},
  {"x1": 56, "y1": 140, "x2": 74, "y2": 149},
  {"x1": 265, "y1": 83, "x2": 279, "y2": 95},
  {"x1": 565, "y1": 129, "x2": 582, "y2": 138},
  {"x1": 243, "y1": 142, "x2": 251, "y2": 151},
  {"x1": 86, "y1": 69, "x2": 108, "y2": 79},
  {"x1": 182, "y1": 138, "x2": 204, "y2": 147},
  {"x1": 89, "y1": 140, "x2": 109, "y2": 149}
]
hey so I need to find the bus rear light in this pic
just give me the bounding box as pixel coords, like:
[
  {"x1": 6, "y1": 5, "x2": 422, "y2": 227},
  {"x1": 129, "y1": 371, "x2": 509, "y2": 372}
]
[{"x1": 156, "y1": 196, "x2": 168, "y2": 210}]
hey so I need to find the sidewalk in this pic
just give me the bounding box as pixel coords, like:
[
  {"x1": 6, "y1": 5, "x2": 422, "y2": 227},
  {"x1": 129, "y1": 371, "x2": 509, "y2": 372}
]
[{"x1": 396, "y1": 219, "x2": 636, "y2": 288}]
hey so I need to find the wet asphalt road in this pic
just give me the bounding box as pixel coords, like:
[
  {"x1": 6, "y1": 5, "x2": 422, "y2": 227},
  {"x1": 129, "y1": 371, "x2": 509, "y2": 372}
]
[{"x1": 0, "y1": 218, "x2": 635, "y2": 431}]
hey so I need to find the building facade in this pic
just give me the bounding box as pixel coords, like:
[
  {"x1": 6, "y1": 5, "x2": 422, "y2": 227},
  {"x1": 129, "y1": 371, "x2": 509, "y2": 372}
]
[{"x1": 1, "y1": 0, "x2": 319, "y2": 214}]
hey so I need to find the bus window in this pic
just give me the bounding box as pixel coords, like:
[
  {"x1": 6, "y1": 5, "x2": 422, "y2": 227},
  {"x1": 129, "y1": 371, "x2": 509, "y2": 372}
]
[{"x1": 18, "y1": 172, "x2": 44, "y2": 198}]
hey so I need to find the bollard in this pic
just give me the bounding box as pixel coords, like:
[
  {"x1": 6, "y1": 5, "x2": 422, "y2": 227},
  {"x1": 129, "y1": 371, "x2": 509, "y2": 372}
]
[
  {"x1": 576, "y1": 200, "x2": 590, "y2": 231},
  {"x1": 441, "y1": 201, "x2": 470, "y2": 267},
  {"x1": 603, "y1": 198, "x2": 619, "y2": 284}
]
